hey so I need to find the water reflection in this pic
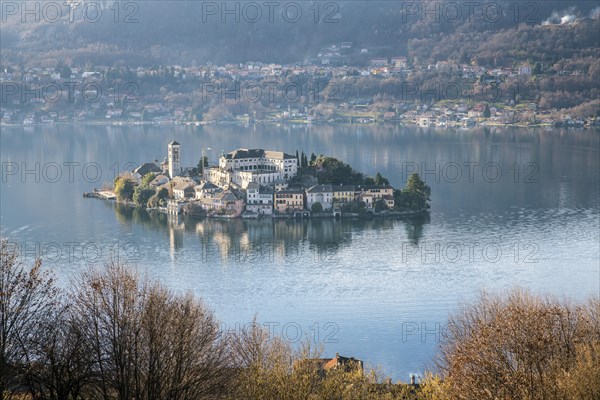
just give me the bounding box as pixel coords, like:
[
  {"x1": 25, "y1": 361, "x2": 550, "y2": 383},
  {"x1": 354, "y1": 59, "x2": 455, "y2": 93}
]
[
  {"x1": 1, "y1": 124, "x2": 598, "y2": 381},
  {"x1": 111, "y1": 201, "x2": 429, "y2": 260}
]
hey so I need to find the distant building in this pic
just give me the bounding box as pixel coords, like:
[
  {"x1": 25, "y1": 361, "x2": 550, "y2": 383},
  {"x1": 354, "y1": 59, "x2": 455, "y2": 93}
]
[
  {"x1": 391, "y1": 57, "x2": 408, "y2": 68},
  {"x1": 358, "y1": 185, "x2": 394, "y2": 208},
  {"x1": 519, "y1": 63, "x2": 532, "y2": 75},
  {"x1": 149, "y1": 174, "x2": 169, "y2": 188},
  {"x1": 133, "y1": 162, "x2": 162, "y2": 181},
  {"x1": 298, "y1": 353, "x2": 363, "y2": 376},
  {"x1": 321, "y1": 353, "x2": 363, "y2": 372},
  {"x1": 332, "y1": 184, "x2": 356, "y2": 204},
  {"x1": 213, "y1": 148, "x2": 298, "y2": 189},
  {"x1": 370, "y1": 58, "x2": 388, "y2": 67},
  {"x1": 246, "y1": 183, "x2": 274, "y2": 215},
  {"x1": 195, "y1": 181, "x2": 221, "y2": 199},
  {"x1": 168, "y1": 141, "x2": 181, "y2": 178},
  {"x1": 306, "y1": 184, "x2": 334, "y2": 211},
  {"x1": 170, "y1": 177, "x2": 196, "y2": 199},
  {"x1": 274, "y1": 188, "x2": 305, "y2": 213}
]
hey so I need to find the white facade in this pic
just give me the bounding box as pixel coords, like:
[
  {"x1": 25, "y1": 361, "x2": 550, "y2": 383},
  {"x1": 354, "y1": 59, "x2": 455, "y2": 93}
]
[
  {"x1": 306, "y1": 184, "x2": 333, "y2": 211},
  {"x1": 219, "y1": 149, "x2": 298, "y2": 182},
  {"x1": 232, "y1": 170, "x2": 282, "y2": 189},
  {"x1": 246, "y1": 183, "x2": 274, "y2": 215},
  {"x1": 168, "y1": 141, "x2": 181, "y2": 179}
]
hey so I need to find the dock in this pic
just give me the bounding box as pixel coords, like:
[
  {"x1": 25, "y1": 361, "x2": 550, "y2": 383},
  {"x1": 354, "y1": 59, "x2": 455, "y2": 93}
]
[{"x1": 83, "y1": 189, "x2": 116, "y2": 200}]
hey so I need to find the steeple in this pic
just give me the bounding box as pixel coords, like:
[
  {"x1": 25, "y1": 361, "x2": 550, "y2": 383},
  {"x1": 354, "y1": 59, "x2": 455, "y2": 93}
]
[{"x1": 168, "y1": 141, "x2": 181, "y2": 178}]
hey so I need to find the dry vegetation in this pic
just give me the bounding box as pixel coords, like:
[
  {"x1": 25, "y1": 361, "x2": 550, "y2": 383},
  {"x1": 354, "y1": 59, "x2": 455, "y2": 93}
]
[{"x1": 1, "y1": 238, "x2": 599, "y2": 399}]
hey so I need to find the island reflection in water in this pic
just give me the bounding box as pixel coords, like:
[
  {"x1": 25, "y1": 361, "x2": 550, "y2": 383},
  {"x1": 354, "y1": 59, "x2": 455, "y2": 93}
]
[{"x1": 111, "y1": 202, "x2": 430, "y2": 263}]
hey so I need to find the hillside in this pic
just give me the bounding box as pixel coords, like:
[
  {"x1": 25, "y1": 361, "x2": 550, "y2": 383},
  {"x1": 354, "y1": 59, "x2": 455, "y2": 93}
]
[{"x1": 1, "y1": 1, "x2": 598, "y2": 67}]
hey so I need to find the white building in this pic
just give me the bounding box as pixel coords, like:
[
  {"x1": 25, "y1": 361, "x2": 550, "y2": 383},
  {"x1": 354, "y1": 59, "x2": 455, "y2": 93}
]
[
  {"x1": 306, "y1": 184, "x2": 333, "y2": 211},
  {"x1": 168, "y1": 141, "x2": 181, "y2": 178},
  {"x1": 219, "y1": 148, "x2": 297, "y2": 181},
  {"x1": 165, "y1": 177, "x2": 196, "y2": 200},
  {"x1": 194, "y1": 181, "x2": 221, "y2": 199},
  {"x1": 231, "y1": 170, "x2": 282, "y2": 189},
  {"x1": 246, "y1": 183, "x2": 274, "y2": 215}
]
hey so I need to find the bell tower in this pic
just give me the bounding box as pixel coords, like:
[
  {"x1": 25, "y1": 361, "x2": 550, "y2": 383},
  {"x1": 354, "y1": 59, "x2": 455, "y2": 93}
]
[{"x1": 168, "y1": 141, "x2": 181, "y2": 178}]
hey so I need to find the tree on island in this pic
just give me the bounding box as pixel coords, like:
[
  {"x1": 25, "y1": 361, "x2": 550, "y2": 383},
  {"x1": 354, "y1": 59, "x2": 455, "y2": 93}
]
[
  {"x1": 311, "y1": 202, "x2": 323, "y2": 213},
  {"x1": 148, "y1": 187, "x2": 168, "y2": 208},
  {"x1": 313, "y1": 155, "x2": 365, "y2": 185},
  {"x1": 141, "y1": 172, "x2": 156, "y2": 187},
  {"x1": 197, "y1": 156, "x2": 209, "y2": 175},
  {"x1": 300, "y1": 152, "x2": 309, "y2": 169},
  {"x1": 393, "y1": 173, "x2": 431, "y2": 211},
  {"x1": 405, "y1": 173, "x2": 430, "y2": 201},
  {"x1": 114, "y1": 176, "x2": 136, "y2": 202},
  {"x1": 375, "y1": 172, "x2": 389, "y2": 186},
  {"x1": 374, "y1": 198, "x2": 388, "y2": 212},
  {"x1": 133, "y1": 186, "x2": 155, "y2": 208}
]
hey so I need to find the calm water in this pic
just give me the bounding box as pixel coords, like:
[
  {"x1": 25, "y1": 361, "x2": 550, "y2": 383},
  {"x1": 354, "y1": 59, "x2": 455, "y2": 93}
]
[{"x1": 1, "y1": 124, "x2": 599, "y2": 381}]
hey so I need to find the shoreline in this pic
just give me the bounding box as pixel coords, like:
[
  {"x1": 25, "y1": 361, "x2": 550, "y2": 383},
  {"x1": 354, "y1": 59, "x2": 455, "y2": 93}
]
[
  {"x1": 87, "y1": 194, "x2": 429, "y2": 221},
  {"x1": 3, "y1": 120, "x2": 598, "y2": 130}
]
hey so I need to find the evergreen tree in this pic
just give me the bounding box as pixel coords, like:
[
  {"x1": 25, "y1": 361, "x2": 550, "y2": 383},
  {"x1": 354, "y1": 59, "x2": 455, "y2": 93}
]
[
  {"x1": 375, "y1": 172, "x2": 389, "y2": 186},
  {"x1": 483, "y1": 104, "x2": 491, "y2": 118}
]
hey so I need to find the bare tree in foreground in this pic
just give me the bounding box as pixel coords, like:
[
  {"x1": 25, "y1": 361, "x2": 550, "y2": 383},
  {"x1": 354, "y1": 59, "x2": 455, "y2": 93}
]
[
  {"x1": 71, "y1": 261, "x2": 232, "y2": 400},
  {"x1": 433, "y1": 289, "x2": 600, "y2": 400},
  {"x1": 0, "y1": 239, "x2": 58, "y2": 399}
]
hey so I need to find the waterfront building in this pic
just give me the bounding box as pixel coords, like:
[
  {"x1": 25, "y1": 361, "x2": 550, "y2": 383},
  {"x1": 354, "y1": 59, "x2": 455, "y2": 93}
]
[
  {"x1": 246, "y1": 183, "x2": 274, "y2": 215},
  {"x1": 306, "y1": 184, "x2": 334, "y2": 211}
]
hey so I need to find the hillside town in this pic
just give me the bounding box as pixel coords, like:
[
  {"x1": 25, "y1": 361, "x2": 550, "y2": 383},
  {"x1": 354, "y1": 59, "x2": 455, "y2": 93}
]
[
  {"x1": 97, "y1": 141, "x2": 429, "y2": 219},
  {"x1": 2, "y1": 44, "x2": 598, "y2": 129}
]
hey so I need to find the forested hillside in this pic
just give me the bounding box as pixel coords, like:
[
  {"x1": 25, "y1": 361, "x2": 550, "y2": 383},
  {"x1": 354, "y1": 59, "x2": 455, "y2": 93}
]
[{"x1": 1, "y1": 1, "x2": 598, "y2": 67}]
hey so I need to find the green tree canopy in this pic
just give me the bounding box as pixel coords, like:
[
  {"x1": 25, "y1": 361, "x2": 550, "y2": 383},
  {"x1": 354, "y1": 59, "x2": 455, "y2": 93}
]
[
  {"x1": 141, "y1": 173, "x2": 156, "y2": 187},
  {"x1": 114, "y1": 176, "x2": 136, "y2": 202},
  {"x1": 314, "y1": 155, "x2": 365, "y2": 185},
  {"x1": 133, "y1": 186, "x2": 155, "y2": 208},
  {"x1": 311, "y1": 202, "x2": 323, "y2": 213},
  {"x1": 374, "y1": 172, "x2": 390, "y2": 186},
  {"x1": 374, "y1": 198, "x2": 388, "y2": 212},
  {"x1": 148, "y1": 187, "x2": 168, "y2": 208},
  {"x1": 405, "y1": 173, "x2": 430, "y2": 201},
  {"x1": 483, "y1": 104, "x2": 491, "y2": 118}
]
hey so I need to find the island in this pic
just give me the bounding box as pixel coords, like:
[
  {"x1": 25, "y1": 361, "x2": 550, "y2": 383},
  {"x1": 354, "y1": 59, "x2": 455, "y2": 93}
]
[{"x1": 86, "y1": 141, "x2": 431, "y2": 220}]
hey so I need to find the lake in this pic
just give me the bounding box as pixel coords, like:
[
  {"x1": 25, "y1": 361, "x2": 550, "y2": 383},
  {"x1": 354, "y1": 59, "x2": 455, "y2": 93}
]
[{"x1": 1, "y1": 123, "x2": 598, "y2": 381}]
